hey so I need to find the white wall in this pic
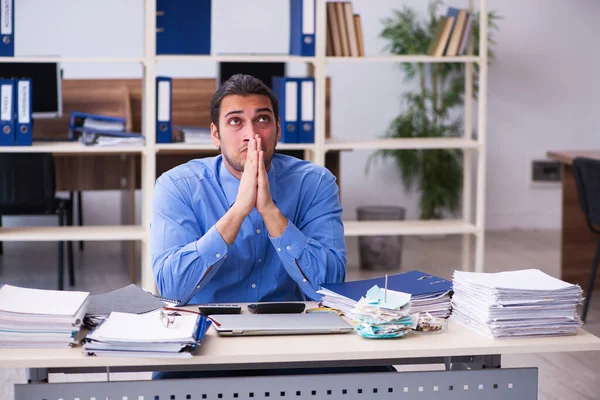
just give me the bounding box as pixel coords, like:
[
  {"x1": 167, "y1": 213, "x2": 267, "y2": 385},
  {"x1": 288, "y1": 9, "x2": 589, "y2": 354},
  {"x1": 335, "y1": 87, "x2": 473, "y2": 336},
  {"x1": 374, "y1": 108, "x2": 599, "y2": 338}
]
[{"x1": 5, "y1": 0, "x2": 599, "y2": 230}]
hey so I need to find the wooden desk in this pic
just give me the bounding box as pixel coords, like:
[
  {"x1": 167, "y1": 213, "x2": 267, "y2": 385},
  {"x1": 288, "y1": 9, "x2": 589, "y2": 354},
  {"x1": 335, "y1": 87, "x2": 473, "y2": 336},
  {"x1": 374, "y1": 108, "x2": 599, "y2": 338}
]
[
  {"x1": 3, "y1": 308, "x2": 600, "y2": 399},
  {"x1": 547, "y1": 150, "x2": 600, "y2": 289}
]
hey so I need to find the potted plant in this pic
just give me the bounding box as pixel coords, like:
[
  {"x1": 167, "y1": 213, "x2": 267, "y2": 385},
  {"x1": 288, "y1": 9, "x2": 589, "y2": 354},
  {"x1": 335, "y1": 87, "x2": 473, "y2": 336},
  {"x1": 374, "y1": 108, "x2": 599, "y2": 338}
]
[{"x1": 366, "y1": 0, "x2": 501, "y2": 221}]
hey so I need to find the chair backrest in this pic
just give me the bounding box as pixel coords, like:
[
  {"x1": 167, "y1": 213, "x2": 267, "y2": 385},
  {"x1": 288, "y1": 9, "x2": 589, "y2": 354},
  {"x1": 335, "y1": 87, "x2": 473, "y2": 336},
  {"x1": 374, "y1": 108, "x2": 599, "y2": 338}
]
[
  {"x1": 0, "y1": 153, "x2": 56, "y2": 208},
  {"x1": 572, "y1": 157, "x2": 600, "y2": 232}
]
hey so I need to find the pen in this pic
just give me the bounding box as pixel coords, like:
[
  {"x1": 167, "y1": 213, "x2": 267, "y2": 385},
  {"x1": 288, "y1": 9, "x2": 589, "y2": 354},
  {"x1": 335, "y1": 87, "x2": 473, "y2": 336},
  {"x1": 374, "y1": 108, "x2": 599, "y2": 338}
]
[{"x1": 385, "y1": 274, "x2": 388, "y2": 303}]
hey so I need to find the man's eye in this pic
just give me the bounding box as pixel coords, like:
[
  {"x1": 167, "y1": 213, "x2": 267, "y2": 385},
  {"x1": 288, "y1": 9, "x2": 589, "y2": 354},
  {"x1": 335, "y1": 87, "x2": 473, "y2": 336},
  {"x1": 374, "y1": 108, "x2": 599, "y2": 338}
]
[
  {"x1": 257, "y1": 115, "x2": 270, "y2": 123},
  {"x1": 229, "y1": 118, "x2": 240, "y2": 125}
]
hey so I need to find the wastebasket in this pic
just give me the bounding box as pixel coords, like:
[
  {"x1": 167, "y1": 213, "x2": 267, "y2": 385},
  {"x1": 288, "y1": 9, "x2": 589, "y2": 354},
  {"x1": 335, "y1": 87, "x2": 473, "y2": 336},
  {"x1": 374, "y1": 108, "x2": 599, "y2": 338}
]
[{"x1": 356, "y1": 205, "x2": 406, "y2": 271}]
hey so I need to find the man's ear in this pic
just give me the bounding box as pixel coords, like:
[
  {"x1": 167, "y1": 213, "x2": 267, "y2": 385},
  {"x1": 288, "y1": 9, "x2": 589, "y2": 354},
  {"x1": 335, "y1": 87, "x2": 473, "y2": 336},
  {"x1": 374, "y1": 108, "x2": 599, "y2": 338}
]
[
  {"x1": 210, "y1": 122, "x2": 220, "y2": 147},
  {"x1": 276, "y1": 118, "x2": 281, "y2": 142}
]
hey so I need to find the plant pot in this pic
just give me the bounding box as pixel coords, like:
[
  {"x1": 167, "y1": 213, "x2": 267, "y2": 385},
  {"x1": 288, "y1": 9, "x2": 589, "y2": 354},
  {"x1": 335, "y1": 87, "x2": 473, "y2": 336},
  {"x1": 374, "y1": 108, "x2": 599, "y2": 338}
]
[{"x1": 356, "y1": 205, "x2": 406, "y2": 271}]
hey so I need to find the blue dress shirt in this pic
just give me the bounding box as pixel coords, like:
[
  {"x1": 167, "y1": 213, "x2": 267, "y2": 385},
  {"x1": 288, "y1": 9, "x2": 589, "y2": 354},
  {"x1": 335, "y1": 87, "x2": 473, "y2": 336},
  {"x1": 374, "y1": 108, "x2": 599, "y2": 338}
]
[{"x1": 151, "y1": 154, "x2": 347, "y2": 305}]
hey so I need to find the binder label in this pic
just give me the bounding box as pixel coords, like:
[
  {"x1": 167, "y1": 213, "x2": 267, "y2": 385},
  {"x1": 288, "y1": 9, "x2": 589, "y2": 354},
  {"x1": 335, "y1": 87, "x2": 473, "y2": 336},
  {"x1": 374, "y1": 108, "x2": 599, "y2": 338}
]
[
  {"x1": 1, "y1": 0, "x2": 11, "y2": 35},
  {"x1": 18, "y1": 81, "x2": 30, "y2": 124},
  {"x1": 157, "y1": 80, "x2": 170, "y2": 122},
  {"x1": 301, "y1": 80, "x2": 314, "y2": 121},
  {"x1": 284, "y1": 81, "x2": 298, "y2": 122},
  {"x1": 1, "y1": 83, "x2": 12, "y2": 121},
  {"x1": 303, "y1": 0, "x2": 314, "y2": 34}
]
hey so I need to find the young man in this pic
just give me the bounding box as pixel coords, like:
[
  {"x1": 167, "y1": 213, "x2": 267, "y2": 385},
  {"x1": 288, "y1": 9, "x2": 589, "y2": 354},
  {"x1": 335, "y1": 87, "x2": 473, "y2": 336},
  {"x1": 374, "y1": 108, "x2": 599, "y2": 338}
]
[{"x1": 151, "y1": 74, "x2": 347, "y2": 305}]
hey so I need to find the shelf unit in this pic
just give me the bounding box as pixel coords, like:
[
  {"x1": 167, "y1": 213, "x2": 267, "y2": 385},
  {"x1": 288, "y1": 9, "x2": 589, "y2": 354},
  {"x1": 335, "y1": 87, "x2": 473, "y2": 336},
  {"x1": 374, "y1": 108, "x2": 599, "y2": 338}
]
[{"x1": 0, "y1": 0, "x2": 488, "y2": 290}]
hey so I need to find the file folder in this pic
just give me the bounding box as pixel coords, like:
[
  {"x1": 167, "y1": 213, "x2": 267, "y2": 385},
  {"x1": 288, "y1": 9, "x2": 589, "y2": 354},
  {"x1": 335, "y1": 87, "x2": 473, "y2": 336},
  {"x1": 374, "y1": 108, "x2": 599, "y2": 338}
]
[
  {"x1": 298, "y1": 77, "x2": 314, "y2": 143},
  {"x1": 0, "y1": 78, "x2": 14, "y2": 146},
  {"x1": 272, "y1": 76, "x2": 298, "y2": 143},
  {"x1": 69, "y1": 111, "x2": 127, "y2": 141},
  {"x1": 0, "y1": 0, "x2": 14, "y2": 57},
  {"x1": 290, "y1": 0, "x2": 315, "y2": 57},
  {"x1": 156, "y1": 0, "x2": 211, "y2": 55},
  {"x1": 156, "y1": 76, "x2": 172, "y2": 143},
  {"x1": 322, "y1": 270, "x2": 452, "y2": 302},
  {"x1": 14, "y1": 78, "x2": 32, "y2": 146}
]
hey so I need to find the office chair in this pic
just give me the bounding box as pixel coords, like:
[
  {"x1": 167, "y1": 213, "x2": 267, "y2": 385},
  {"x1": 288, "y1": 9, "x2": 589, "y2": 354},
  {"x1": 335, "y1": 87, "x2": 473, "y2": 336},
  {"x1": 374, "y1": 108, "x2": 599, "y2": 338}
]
[
  {"x1": 572, "y1": 157, "x2": 600, "y2": 322},
  {"x1": 0, "y1": 153, "x2": 75, "y2": 290}
]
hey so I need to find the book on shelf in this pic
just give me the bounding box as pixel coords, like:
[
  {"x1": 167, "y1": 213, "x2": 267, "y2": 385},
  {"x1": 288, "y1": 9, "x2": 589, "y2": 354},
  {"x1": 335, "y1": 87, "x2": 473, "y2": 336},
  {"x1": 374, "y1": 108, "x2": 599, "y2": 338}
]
[
  {"x1": 326, "y1": 1, "x2": 364, "y2": 57},
  {"x1": 427, "y1": 7, "x2": 474, "y2": 57}
]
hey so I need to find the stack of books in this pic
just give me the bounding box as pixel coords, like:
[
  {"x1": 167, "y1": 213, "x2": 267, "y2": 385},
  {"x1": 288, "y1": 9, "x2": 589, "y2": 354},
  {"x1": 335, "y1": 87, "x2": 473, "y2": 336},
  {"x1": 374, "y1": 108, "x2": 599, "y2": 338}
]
[
  {"x1": 451, "y1": 269, "x2": 584, "y2": 338},
  {"x1": 0, "y1": 285, "x2": 89, "y2": 348},
  {"x1": 83, "y1": 310, "x2": 211, "y2": 358},
  {"x1": 317, "y1": 270, "x2": 453, "y2": 320},
  {"x1": 326, "y1": 1, "x2": 364, "y2": 57},
  {"x1": 427, "y1": 7, "x2": 474, "y2": 57}
]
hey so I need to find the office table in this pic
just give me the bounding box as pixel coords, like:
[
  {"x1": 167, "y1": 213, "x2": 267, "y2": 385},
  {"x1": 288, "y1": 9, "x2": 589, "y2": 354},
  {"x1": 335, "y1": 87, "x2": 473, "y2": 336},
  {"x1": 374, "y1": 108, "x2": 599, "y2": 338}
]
[
  {"x1": 2, "y1": 308, "x2": 600, "y2": 400},
  {"x1": 546, "y1": 150, "x2": 600, "y2": 289}
]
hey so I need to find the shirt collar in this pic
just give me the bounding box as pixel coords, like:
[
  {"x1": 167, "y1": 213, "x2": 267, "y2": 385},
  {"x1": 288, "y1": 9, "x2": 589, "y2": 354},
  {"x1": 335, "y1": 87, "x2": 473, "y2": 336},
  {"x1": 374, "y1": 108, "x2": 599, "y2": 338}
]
[{"x1": 218, "y1": 155, "x2": 280, "y2": 207}]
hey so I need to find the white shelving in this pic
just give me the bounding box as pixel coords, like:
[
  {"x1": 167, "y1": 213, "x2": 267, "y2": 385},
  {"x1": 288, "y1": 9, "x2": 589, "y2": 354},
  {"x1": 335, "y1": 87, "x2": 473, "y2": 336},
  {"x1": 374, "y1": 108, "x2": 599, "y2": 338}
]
[
  {"x1": 0, "y1": 0, "x2": 488, "y2": 289},
  {"x1": 0, "y1": 141, "x2": 146, "y2": 154},
  {"x1": 0, "y1": 57, "x2": 144, "y2": 64},
  {"x1": 156, "y1": 55, "x2": 317, "y2": 64},
  {"x1": 325, "y1": 138, "x2": 480, "y2": 151},
  {"x1": 155, "y1": 142, "x2": 315, "y2": 153},
  {"x1": 325, "y1": 55, "x2": 481, "y2": 64},
  {"x1": 0, "y1": 226, "x2": 145, "y2": 241},
  {"x1": 343, "y1": 220, "x2": 478, "y2": 236}
]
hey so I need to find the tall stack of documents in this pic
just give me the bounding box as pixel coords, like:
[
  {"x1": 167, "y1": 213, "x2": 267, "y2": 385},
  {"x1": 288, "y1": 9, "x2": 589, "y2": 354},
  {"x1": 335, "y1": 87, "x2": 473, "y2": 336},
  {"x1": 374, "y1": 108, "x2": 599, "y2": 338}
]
[
  {"x1": 451, "y1": 269, "x2": 584, "y2": 338},
  {"x1": 0, "y1": 285, "x2": 89, "y2": 348},
  {"x1": 317, "y1": 270, "x2": 453, "y2": 319},
  {"x1": 83, "y1": 311, "x2": 210, "y2": 358}
]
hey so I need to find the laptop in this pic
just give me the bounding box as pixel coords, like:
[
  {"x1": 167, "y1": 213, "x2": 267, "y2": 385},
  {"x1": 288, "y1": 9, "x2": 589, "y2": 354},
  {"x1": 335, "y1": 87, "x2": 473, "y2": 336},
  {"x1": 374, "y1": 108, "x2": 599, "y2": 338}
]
[{"x1": 211, "y1": 313, "x2": 355, "y2": 336}]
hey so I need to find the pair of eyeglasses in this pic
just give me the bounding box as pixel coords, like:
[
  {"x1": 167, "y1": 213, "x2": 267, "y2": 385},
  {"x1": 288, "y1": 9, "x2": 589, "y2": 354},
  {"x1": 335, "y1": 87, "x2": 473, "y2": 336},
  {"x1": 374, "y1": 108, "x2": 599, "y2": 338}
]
[{"x1": 159, "y1": 307, "x2": 221, "y2": 328}]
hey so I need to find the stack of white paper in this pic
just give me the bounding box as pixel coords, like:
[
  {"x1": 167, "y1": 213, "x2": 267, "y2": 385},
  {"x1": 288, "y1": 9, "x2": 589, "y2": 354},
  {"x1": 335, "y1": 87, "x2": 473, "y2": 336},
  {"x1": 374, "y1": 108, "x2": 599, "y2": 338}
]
[
  {"x1": 180, "y1": 127, "x2": 212, "y2": 144},
  {"x1": 83, "y1": 118, "x2": 126, "y2": 132},
  {"x1": 83, "y1": 311, "x2": 208, "y2": 358},
  {"x1": 451, "y1": 269, "x2": 583, "y2": 339},
  {"x1": 0, "y1": 285, "x2": 89, "y2": 348}
]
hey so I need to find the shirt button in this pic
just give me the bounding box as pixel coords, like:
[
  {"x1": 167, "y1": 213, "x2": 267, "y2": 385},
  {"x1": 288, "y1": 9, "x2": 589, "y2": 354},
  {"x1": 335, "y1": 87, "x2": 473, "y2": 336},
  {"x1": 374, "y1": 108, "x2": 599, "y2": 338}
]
[
  {"x1": 277, "y1": 248, "x2": 281, "y2": 252},
  {"x1": 252, "y1": 284, "x2": 257, "y2": 289},
  {"x1": 216, "y1": 253, "x2": 221, "y2": 258},
  {"x1": 258, "y1": 258, "x2": 262, "y2": 263},
  {"x1": 286, "y1": 245, "x2": 291, "y2": 251},
  {"x1": 303, "y1": 279, "x2": 307, "y2": 283},
  {"x1": 256, "y1": 229, "x2": 261, "y2": 234}
]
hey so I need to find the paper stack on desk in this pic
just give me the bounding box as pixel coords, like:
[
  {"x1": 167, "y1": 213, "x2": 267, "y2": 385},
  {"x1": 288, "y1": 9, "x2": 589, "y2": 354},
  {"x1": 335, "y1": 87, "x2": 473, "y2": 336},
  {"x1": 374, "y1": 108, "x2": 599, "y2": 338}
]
[
  {"x1": 83, "y1": 311, "x2": 210, "y2": 358},
  {"x1": 451, "y1": 269, "x2": 584, "y2": 338},
  {"x1": 0, "y1": 285, "x2": 89, "y2": 348},
  {"x1": 353, "y1": 285, "x2": 415, "y2": 339},
  {"x1": 317, "y1": 270, "x2": 453, "y2": 319}
]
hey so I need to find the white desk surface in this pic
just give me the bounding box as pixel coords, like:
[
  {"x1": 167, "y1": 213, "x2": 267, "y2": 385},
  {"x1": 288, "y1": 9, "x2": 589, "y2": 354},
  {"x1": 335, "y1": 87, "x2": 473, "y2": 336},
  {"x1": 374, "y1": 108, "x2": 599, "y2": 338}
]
[{"x1": 1, "y1": 318, "x2": 599, "y2": 369}]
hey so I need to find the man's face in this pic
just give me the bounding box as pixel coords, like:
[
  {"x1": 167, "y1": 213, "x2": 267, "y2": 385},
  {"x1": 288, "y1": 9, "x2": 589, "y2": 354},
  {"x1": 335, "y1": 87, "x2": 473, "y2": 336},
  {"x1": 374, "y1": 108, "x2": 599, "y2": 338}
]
[{"x1": 211, "y1": 94, "x2": 280, "y2": 178}]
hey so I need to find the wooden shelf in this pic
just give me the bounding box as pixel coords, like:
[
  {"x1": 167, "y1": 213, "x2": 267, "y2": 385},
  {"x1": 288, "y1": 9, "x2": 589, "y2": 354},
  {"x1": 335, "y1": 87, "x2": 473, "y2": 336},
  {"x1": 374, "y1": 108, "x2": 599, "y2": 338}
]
[
  {"x1": 0, "y1": 141, "x2": 146, "y2": 154},
  {"x1": 343, "y1": 220, "x2": 478, "y2": 236},
  {"x1": 325, "y1": 138, "x2": 480, "y2": 151},
  {"x1": 156, "y1": 55, "x2": 316, "y2": 64},
  {"x1": 0, "y1": 56, "x2": 144, "y2": 63},
  {"x1": 0, "y1": 226, "x2": 146, "y2": 241},
  {"x1": 155, "y1": 142, "x2": 315, "y2": 153}
]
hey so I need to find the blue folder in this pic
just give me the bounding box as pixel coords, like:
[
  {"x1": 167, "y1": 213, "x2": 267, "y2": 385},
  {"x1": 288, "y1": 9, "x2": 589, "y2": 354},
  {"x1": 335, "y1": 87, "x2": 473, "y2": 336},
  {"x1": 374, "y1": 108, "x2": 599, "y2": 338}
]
[
  {"x1": 290, "y1": 0, "x2": 315, "y2": 56},
  {"x1": 14, "y1": 78, "x2": 32, "y2": 146},
  {"x1": 321, "y1": 270, "x2": 452, "y2": 301},
  {"x1": 156, "y1": 0, "x2": 211, "y2": 55},
  {"x1": 0, "y1": 0, "x2": 14, "y2": 57}
]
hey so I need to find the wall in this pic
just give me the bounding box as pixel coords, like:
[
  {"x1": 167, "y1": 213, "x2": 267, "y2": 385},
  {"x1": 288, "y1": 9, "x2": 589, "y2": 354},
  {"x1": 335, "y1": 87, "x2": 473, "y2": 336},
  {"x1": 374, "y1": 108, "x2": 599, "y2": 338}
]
[{"x1": 4, "y1": 0, "x2": 599, "y2": 230}]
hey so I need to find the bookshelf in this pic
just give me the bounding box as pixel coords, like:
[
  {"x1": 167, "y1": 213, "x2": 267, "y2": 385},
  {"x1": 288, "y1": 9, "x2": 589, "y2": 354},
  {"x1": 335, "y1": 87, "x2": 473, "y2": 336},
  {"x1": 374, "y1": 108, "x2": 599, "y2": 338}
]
[{"x1": 0, "y1": 0, "x2": 488, "y2": 291}]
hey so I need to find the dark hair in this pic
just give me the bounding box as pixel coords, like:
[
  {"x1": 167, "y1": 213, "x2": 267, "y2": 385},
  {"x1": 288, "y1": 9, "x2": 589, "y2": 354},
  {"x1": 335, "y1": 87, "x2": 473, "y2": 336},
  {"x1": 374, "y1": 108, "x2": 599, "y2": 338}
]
[{"x1": 210, "y1": 74, "x2": 279, "y2": 131}]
